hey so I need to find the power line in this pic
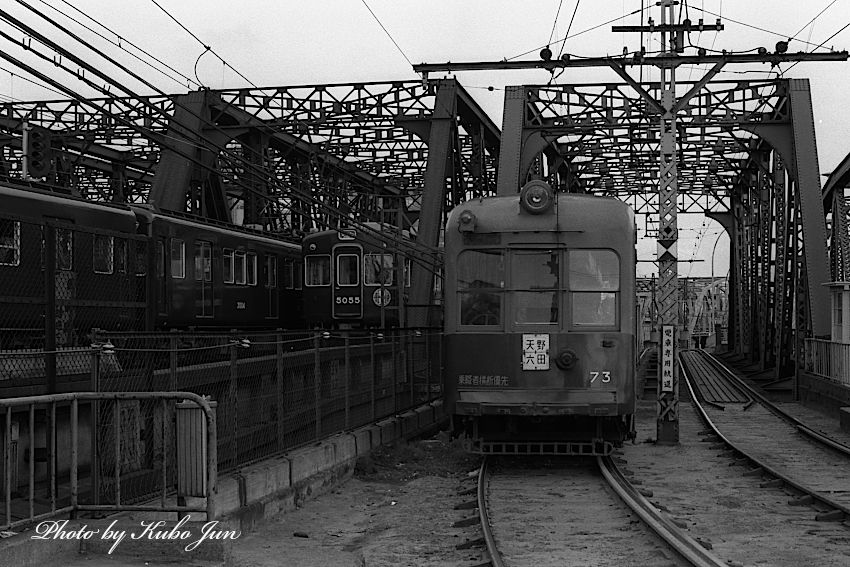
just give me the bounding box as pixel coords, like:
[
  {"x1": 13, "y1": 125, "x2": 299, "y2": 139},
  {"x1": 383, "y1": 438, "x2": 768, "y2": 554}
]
[
  {"x1": 548, "y1": 0, "x2": 566, "y2": 46},
  {"x1": 149, "y1": 0, "x2": 258, "y2": 88},
  {"x1": 36, "y1": 0, "x2": 201, "y2": 90},
  {"x1": 359, "y1": 0, "x2": 413, "y2": 68}
]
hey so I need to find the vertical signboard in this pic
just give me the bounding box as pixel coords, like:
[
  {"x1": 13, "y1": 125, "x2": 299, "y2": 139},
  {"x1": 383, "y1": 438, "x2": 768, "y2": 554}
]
[{"x1": 661, "y1": 325, "x2": 674, "y2": 392}]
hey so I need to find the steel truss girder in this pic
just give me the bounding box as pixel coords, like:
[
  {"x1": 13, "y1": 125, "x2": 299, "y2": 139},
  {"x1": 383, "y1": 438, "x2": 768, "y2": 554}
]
[
  {"x1": 0, "y1": 79, "x2": 500, "y2": 242},
  {"x1": 499, "y1": 78, "x2": 830, "y2": 381}
]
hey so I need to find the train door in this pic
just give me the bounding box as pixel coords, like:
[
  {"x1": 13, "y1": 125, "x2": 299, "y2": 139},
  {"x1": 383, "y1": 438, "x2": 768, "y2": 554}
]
[
  {"x1": 332, "y1": 244, "x2": 362, "y2": 319},
  {"x1": 194, "y1": 241, "x2": 213, "y2": 318}
]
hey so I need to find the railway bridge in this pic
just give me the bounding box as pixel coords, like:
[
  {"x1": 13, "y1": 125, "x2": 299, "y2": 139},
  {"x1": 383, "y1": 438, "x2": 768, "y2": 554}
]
[{"x1": 2, "y1": 69, "x2": 850, "y2": 549}]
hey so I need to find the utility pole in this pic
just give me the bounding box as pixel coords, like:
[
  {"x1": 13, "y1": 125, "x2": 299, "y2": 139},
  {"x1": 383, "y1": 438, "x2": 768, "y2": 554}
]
[{"x1": 413, "y1": 4, "x2": 847, "y2": 445}]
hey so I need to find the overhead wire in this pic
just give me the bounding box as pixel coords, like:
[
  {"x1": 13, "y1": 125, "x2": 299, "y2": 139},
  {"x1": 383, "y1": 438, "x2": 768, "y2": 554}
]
[
  {"x1": 359, "y1": 0, "x2": 414, "y2": 68},
  {"x1": 149, "y1": 0, "x2": 258, "y2": 88},
  {"x1": 38, "y1": 0, "x2": 201, "y2": 90}
]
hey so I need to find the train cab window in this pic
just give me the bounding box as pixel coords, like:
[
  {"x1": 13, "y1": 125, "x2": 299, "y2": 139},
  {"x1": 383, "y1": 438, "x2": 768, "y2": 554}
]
[
  {"x1": 265, "y1": 255, "x2": 278, "y2": 288},
  {"x1": 247, "y1": 252, "x2": 257, "y2": 286},
  {"x1": 234, "y1": 251, "x2": 247, "y2": 285},
  {"x1": 93, "y1": 234, "x2": 114, "y2": 274},
  {"x1": 513, "y1": 250, "x2": 559, "y2": 324},
  {"x1": 305, "y1": 255, "x2": 330, "y2": 286},
  {"x1": 0, "y1": 219, "x2": 20, "y2": 266},
  {"x1": 457, "y1": 249, "x2": 504, "y2": 326},
  {"x1": 569, "y1": 249, "x2": 619, "y2": 327},
  {"x1": 194, "y1": 241, "x2": 212, "y2": 282},
  {"x1": 336, "y1": 254, "x2": 359, "y2": 286},
  {"x1": 364, "y1": 253, "x2": 393, "y2": 286},
  {"x1": 223, "y1": 249, "x2": 234, "y2": 283},
  {"x1": 170, "y1": 238, "x2": 185, "y2": 279},
  {"x1": 295, "y1": 261, "x2": 303, "y2": 289}
]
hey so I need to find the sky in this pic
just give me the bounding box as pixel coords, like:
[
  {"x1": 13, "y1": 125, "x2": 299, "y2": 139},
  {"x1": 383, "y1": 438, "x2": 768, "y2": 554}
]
[{"x1": 2, "y1": 0, "x2": 850, "y2": 278}]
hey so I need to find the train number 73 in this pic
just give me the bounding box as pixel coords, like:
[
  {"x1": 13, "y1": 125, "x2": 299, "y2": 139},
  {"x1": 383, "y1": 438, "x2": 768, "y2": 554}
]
[{"x1": 590, "y1": 371, "x2": 612, "y2": 383}]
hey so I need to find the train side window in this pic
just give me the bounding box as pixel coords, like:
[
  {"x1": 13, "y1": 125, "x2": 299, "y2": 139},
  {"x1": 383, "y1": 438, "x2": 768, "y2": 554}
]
[
  {"x1": 156, "y1": 240, "x2": 164, "y2": 277},
  {"x1": 170, "y1": 238, "x2": 185, "y2": 279},
  {"x1": 223, "y1": 248, "x2": 234, "y2": 283},
  {"x1": 457, "y1": 249, "x2": 504, "y2": 326},
  {"x1": 116, "y1": 238, "x2": 127, "y2": 274},
  {"x1": 56, "y1": 228, "x2": 73, "y2": 271},
  {"x1": 194, "y1": 241, "x2": 212, "y2": 282},
  {"x1": 363, "y1": 253, "x2": 393, "y2": 286},
  {"x1": 513, "y1": 250, "x2": 558, "y2": 324},
  {"x1": 0, "y1": 219, "x2": 20, "y2": 266},
  {"x1": 282, "y1": 258, "x2": 294, "y2": 289},
  {"x1": 134, "y1": 241, "x2": 147, "y2": 276},
  {"x1": 235, "y1": 250, "x2": 247, "y2": 285},
  {"x1": 305, "y1": 255, "x2": 330, "y2": 286},
  {"x1": 93, "y1": 234, "x2": 114, "y2": 274},
  {"x1": 295, "y1": 261, "x2": 303, "y2": 289},
  {"x1": 265, "y1": 255, "x2": 278, "y2": 288},
  {"x1": 569, "y1": 249, "x2": 619, "y2": 327},
  {"x1": 247, "y1": 252, "x2": 257, "y2": 286}
]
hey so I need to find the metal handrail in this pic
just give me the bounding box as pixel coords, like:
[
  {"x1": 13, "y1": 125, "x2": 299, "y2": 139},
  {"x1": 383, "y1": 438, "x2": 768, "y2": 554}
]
[{"x1": 0, "y1": 391, "x2": 216, "y2": 531}]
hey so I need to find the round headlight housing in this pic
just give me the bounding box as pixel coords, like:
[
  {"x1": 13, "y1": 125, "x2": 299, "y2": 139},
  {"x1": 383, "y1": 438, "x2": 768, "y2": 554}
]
[{"x1": 519, "y1": 180, "x2": 554, "y2": 215}]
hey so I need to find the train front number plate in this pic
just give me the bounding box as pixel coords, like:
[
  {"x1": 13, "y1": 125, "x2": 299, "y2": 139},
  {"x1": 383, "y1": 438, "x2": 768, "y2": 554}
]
[{"x1": 522, "y1": 334, "x2": 549, "y2": 370}]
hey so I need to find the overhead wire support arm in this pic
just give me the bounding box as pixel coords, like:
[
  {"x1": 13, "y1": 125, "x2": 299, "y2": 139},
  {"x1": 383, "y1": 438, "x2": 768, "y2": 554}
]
[{"x1": 413, "y1": 51, "x2": 847, "y2": 75}]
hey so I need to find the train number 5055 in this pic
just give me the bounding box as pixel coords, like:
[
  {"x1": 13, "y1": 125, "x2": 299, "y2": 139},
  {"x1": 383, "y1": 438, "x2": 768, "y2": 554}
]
[{"x1": 335, "y1": 296, "x2": 361, "y2": 304}]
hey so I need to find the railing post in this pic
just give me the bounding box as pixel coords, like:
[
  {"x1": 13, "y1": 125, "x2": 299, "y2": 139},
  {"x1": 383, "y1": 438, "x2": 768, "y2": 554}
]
[
  {"x1": 424, "y1": 331, "x2": 431, "y2": 402},
  {"x1": 370, "y1": 334, "x2": 376, "y2": 421},
  {"x1": 276, "y1": 330, "x2": 286, "y2": 451},
  {"x1": 4, "y1": 409, "x2": 11, "y2": 528},
  {"x1": 391, "y1": 335, "x2": 397, "y2": 414},
  {"x1": 70, "y1": 399, "x2": 78, "y2": 515},
  {"x1": 205, "y1": 397, "x2": 218, "y2": 521},
  {"x1": 228, "y1": 341, "x2": 238, "y2": 469},
  {"x1": 344, "y1": 335, "x2": 351, "y2": 429},
  {"x1": 313, "y1": 335, "x2": 321, "y2": 439},
  {"x1": 90, "y1": 345, "x2": 100, "y2": 506}
]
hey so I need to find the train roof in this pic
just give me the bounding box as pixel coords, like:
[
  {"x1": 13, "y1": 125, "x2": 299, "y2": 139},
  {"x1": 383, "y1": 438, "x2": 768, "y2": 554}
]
[
  {"x1": 0, "y1": 182, "x2": 137, "y2": 231},
  {"x1": 446, "y1": 192, "x2": 634, "y2": 233},
  {"x1": 132, "y1": 205, "x2": 301, "y2": 251}
]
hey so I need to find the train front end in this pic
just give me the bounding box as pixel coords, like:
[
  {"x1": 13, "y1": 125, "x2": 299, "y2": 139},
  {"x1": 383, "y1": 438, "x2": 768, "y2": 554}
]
[{"x1": 444, "y1": 182, "x2": 636, "y2": 455}]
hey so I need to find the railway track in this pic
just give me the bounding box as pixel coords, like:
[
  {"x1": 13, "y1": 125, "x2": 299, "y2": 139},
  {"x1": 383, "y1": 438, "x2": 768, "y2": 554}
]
[
  {"x1": 475, "y1": 456, "x2": 724, "y2": 567},
  {"x1": 681, "y1": 349, "x2": 850, "y2": 523}
]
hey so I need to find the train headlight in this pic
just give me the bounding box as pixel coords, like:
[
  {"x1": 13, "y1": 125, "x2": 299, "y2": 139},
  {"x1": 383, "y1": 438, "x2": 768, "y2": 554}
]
[
  {"x1": 519, "y1": 180, "x2": 554, "y2": 215},
  {"x1": 457, "y1": 209, "x2": 477, "y2": 232}
]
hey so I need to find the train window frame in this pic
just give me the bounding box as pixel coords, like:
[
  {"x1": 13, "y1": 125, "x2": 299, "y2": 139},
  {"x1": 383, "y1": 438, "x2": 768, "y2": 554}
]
[
  {"x1": 93, "y1": 234, "x2": 114, "y2": 275},
  {"x1": 282, "y1": 258, "x2": 294, "y2": 289},
  {"x1": 336, "y1": 253, "x2": 359, "y2": 287},
  {"x1": 170, "y1": 238, "x2": 185, "y2": 279},
  {"x1": 194, "y1": 241, "x2": 212, "y2": 282},
  {"x1": 134, "y1": 240, "x2": 147, "y2": 276},
  {"x1": 0, "y1": 219, "x2": 21, "y2": 266},
  {"x1": 265, "y1": 255, "x2": 278, "y2": 289},
  {"x1": 457, "y1": 249, "x2": 504, "y2": 327},
  {"x1": 155, "y1": 240, "x2": 164, "y2": 277},
  {"x1": 511, "y1": 249, "x2": 559, "y2": 325},
  {"x1": 223, "y1": 248, "x2": 234, "y2": 283},
  {"x1": 234, "y1": 250, "x2": 247, "y2": 285},
  {"x1": 247, "y1": 252, "x2": 257, "y2": 286},
  {"x1": 116, "y1": 238, "x2": 127, "y2": 274},
  {"x1": 304, "y1": 255, "x2": 331, "y2": 287},
  {"x1": 568, "y1": 249, "x2": 620, "y2": 329},
  {"x1": 56, "y1": 227, "x2": 74, "y2": 271},
  {"x1": 363, "y1": 253, "x2": 393, "y2": 286}
]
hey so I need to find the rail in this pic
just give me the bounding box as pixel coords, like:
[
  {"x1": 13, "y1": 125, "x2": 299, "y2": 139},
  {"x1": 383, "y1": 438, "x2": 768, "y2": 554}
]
[
  {"x1": 803, "y1": 338, "x2": 850, "y2": 387},
  {"x1": 0, "y1": 391, "x2": 216, "y2": 531}
]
